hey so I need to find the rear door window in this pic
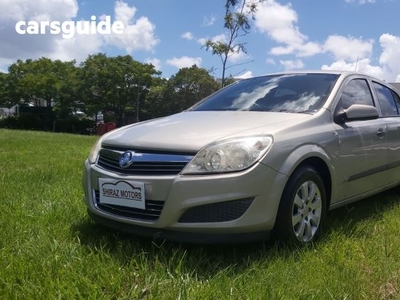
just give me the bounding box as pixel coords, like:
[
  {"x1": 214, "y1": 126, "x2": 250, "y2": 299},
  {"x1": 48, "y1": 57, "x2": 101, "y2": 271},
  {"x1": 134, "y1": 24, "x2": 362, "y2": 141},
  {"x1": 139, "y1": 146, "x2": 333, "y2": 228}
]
[{"x1": 372, "y1": 82, "x2": 399, "y2": 116}]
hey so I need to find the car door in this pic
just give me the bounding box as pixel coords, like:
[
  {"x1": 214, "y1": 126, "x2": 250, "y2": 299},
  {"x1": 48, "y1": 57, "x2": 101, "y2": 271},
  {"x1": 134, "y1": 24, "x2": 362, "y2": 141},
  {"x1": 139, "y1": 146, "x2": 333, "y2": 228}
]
[
  {"x1": 371, "y1": 81, "x2": 400, "y2": 184},
  {"x1": 332, "y1": 77, "x2": 388, "y2": 202}
]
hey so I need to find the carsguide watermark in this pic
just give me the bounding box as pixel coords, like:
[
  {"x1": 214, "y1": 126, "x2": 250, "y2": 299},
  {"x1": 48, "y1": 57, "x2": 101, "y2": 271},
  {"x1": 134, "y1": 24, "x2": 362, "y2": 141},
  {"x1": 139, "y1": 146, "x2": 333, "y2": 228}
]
[{"x1": 15, "y1": 15, "x2": 124, "y2": 39}]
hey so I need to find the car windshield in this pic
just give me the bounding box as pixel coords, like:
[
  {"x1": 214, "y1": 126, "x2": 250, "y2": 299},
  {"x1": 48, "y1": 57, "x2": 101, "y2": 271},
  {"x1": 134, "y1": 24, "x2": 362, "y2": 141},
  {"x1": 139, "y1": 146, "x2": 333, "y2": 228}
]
[{"x1": 190, "y1": 73, "x2": 339, "y2": 113}]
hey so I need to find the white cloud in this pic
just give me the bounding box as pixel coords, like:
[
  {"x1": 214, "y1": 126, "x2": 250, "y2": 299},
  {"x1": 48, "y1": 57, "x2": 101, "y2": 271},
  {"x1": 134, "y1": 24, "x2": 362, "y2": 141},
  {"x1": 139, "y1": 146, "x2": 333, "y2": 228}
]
[
  {"x1": 199, "y1": 33, "x2": 250, "y2": 63},
  {"x1": 211, "y1": 33, "x2": 227, "y2": 43},
  {"x1": 321, "y1": 33, "x2": 400, "y2": 82},
  {"x1": 379, "y1": 34, "x2": 400, "y2": 82},
  {"x1": 50, "y1": 32, "x2": 103, "y2": 63},
  {"x1": 280, "y1": 59, "x2": 304, "y2": 71},
  {"x1": 197, "y1": 37, "x2": 207, "y2": 45},
  {"x1": 202, "y1": 14, "x2": 217, "y2": 27},
  {"x1": 0, "y1": 0, "x2": 78, "y2": 21},
  {"x1": 297, "y1": 42, "x2": 322, "y2": 57},
  {"x1": 104, "y1": 1, "x2": 159, "y2": 53},
  {"x1": 255, "y1": 1, "x2": 304, "y2": 45},
  {"x1": 166, "y1": 56, "x2": 202, "y2": 69},
  {"x1": 266, "y1": 58, "x2": 276, "y2": 65},
  {"x1": 196, "y1": 33, "x2": 226, "y2": 47},
  {"x1": 345, "y1": 0, "x2": 376, "y2": 4},
  {"x1": 181, "y1": 31, "x2": 194, "y2": 40},
  {"x1": 236, "y1": 71, "x2": 253, "y2": 79},
  {"x1": 145, "y1": 57, "x2": 161, "y2": 71},
  {"x1": 321, "y1": 59, "x2": 385, "y2": 79},
  {"x1": 323, "y1": 35, "x2": 374, "y2": 61},
  {"x1": 197, "y1": 33, "x2": 251, "y2": 64},
  {"x1": 254, "y1": 0, "x2": 320, "y2": 57},
  {"x1": 0, "y1": 0, "x2": 159, "y2": 69},
  {"x1": 228, "y1": 46, "x2": 251, "y2": 63},
  {"x1": 249, "y1": 0, "x2": 399, "y2": 82},
  {"x1": 0, "y1": 0, "x2": 83, "y2": 64},
  {"x1": 197, "y1": 33, "x2": 226, "y2": 47}
]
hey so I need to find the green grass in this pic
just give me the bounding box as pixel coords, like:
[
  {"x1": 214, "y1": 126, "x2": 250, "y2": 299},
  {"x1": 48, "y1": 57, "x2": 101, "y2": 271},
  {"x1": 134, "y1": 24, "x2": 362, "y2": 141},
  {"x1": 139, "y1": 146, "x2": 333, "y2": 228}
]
[{"x1": 1, "y1": 129, "x2": 400, "y2": 299}]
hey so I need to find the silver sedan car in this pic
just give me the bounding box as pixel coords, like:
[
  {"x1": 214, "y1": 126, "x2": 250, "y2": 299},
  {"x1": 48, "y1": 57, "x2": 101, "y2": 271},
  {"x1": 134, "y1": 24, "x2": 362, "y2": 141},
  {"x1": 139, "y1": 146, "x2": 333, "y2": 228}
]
[{"x1": 82, "y1": 71, "x2": 400, "y2": 244}]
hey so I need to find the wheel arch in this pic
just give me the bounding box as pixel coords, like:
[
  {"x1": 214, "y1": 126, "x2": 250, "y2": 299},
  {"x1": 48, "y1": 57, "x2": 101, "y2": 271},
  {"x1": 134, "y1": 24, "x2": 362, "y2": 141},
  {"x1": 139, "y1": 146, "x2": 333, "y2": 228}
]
[{"x1": 277, "y1": 145, "x2": 333, "y2": 209}]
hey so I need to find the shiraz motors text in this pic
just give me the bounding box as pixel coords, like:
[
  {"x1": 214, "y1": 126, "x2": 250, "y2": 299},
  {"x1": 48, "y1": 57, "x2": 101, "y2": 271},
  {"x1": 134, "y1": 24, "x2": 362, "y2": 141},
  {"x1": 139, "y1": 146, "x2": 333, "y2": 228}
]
[{"x1": 102, "y1": 188, "x2": 142, "y2": 201}]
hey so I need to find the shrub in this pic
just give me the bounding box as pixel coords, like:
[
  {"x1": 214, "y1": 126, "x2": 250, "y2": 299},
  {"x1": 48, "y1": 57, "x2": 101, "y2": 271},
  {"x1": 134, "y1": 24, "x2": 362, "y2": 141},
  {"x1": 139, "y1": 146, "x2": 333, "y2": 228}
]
[{"x1": 0, "y1": 115, "x2": 96, "y2": 135}]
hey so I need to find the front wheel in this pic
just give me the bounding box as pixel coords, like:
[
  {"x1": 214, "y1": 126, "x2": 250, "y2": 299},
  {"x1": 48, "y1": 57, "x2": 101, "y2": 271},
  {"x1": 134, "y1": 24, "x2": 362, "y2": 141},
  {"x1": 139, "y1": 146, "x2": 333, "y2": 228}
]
[{"x1": 274, "y1": 166, "x2": 327, "y2": 244}]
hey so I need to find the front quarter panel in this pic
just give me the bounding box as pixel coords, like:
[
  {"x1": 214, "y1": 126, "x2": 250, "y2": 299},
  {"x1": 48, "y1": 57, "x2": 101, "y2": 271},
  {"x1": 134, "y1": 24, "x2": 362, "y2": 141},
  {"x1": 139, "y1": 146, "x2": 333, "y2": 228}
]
[
  {"x1": 261, "y1": 118, "x2": 339, "y2": 204},
  {"x1": 271, "y1": 143, "x2": 336, "y2": 177}
]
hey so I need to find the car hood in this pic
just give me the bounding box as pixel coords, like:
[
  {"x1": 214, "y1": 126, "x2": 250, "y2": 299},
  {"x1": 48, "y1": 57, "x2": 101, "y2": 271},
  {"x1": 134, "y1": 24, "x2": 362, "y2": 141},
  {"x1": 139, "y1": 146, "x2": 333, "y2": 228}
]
[{"x1": 102, "y1": 111, "x2": 310, "y2": 152}]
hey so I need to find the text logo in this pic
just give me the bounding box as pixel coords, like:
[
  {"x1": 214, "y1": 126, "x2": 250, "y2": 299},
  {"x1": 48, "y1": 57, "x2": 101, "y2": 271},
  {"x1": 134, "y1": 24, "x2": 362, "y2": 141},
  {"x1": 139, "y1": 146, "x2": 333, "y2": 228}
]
[{"x1": 15, "y1": 15, "x2": 124, "y2": 39}]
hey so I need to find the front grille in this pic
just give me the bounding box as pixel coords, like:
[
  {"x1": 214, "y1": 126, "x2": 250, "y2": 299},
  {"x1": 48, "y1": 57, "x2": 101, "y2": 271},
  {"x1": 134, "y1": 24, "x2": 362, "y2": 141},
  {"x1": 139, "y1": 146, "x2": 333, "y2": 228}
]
[
  {"x1": 94, "y1": 190, "x2": 164, "y2": 221},
  {"x1": 178, "y1": 198, "x2": 254, "y2": 223},
  {"x1": 97, "y1": 148, "x2": 193, "y2": 176}
]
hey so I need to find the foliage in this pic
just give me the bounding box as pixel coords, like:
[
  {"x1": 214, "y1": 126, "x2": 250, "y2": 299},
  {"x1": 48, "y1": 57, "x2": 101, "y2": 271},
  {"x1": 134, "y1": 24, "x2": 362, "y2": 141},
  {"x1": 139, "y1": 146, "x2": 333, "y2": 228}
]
[
  {"x1": 140, "y1": 76, "x2": 171, "y2": 119},
  {"x1": 7, "y1": 58, "x2": 77, "y2": 109},
  {"x1": 204, "y1": 0, "x2": 259, "y2": 87},
  {"x1": 54, "y1": 60, "x2": 82, "y2": 117},
  {"x1": 0, "y1": 72, "x2": 12, "y2": 108},
  {"x1": 141, "y1": 66, "x2": 220, "y2": 119},
  {"x1": 0, "y1": 115, "x2": 95, "y2": 135},
  {"x1": 1, "y1": 54, "x2": 221, "y2": 130},
  {"x1": 1, "y1": 129, "x2": 400, "y2": 299},
  {"x1": 79, "y1": 54, "x2": 160, "y2": 126},
  {"x1": 166, "y1": 65, "x2": 220, "y2": 113}
]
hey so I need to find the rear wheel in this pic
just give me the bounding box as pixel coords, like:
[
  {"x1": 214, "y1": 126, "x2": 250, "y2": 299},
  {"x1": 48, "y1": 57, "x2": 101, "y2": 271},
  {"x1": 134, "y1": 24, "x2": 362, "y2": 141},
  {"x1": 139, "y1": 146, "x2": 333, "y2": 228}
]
[{"x1": 275, "y1": 166, "x2": 326, "y2": 244}]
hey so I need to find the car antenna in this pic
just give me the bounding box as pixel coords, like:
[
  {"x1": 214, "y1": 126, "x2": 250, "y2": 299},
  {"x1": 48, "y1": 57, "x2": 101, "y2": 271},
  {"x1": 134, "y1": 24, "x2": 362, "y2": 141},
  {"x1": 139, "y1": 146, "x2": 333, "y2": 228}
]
[{"x1": 354, "y1": 56, "x2": 359, "y2": 71}]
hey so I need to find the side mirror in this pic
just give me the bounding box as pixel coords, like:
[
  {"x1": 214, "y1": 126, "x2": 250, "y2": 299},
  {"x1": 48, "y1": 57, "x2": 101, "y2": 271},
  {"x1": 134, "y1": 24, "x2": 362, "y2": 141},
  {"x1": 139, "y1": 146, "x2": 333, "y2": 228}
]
[{"x1": 334, "y1": 104, "x2": 379, "y2": 124}]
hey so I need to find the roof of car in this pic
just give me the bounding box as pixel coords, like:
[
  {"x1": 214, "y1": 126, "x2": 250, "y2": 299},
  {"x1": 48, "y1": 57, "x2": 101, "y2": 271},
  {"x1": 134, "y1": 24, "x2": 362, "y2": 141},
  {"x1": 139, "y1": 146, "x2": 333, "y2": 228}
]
[
  {"x1": 252, "y1": 70, "x2": 393, "y2": 84},
  {"x1": 257, "y1": 70, "x2": 369, "y2": 77}
]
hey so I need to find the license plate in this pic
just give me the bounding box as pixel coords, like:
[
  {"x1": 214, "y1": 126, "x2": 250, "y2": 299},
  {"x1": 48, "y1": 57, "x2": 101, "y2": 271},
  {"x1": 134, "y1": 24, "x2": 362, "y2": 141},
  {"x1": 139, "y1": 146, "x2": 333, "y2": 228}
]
[{"x1": 99, "y1": 178, "x2": 145, "y2": 209}]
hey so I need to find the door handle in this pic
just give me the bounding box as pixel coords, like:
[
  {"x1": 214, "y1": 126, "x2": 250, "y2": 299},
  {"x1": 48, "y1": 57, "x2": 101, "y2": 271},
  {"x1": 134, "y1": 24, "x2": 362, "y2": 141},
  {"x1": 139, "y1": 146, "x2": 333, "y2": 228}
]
[{"x1": 377, "y1": 128, "x2": 386, "y2": 137}]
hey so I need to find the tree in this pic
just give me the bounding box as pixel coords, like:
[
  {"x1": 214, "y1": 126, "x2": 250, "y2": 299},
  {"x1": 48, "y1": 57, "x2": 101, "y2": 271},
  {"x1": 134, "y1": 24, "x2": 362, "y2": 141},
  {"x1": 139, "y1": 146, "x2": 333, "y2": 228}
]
[
  {"x1": 7, "y1": 58, "x2": 78, "y2": 110},
  {"x1": 52, "y1": 60, "x2": 81, "y2": 117},
  {"x1": 140, "y1": 76, "x2": 171, "y2": 119},
  {"x1": 79, "y1": 54, "x2": 159, "y2": 126},
  {"x1": 7, "y1": 59, "x2": 39, "y2": 106},
  {"x1": 142, "y1": 65, "x2": 219, "y2": 119},
  {"x1": 78, "y1": 53, "x2": 109, "y2": 120},
  {"x1": 167, "y1": 65, "x2": 220, "y2": 112},
  {"x1": 204, "y1": 0, "x2": 259, "y2": 87},
  {"x1": 0, "y1": 72, "x2": 12, "y2": 108}
]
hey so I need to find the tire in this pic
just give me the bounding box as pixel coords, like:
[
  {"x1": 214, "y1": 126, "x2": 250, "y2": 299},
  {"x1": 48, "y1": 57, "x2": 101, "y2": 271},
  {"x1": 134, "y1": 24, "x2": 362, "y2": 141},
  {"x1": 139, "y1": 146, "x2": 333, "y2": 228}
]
[{"x1": 274, "y1": 166, "x2": 327, "y2": 245}]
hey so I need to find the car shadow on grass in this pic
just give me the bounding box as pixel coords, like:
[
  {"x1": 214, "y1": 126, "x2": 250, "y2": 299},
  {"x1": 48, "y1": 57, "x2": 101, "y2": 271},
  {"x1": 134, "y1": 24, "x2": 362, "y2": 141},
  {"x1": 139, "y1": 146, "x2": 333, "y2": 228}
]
[
  {"x1": 70, "y1": 188, "x2": 400, "y2": 276},
  {"x1": 323, "y1": 187, "x2": 400, "y2": 238}
]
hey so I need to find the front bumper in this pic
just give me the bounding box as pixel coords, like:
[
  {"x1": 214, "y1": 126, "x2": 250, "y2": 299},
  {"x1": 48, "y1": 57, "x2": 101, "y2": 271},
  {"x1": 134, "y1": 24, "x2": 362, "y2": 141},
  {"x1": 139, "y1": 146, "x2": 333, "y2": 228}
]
[
  {"x1": 87, "y1": 210, "x2": 271, "y2": 244},
  {"x1": 82, "y1": 159, "x2": 288, "y2": 243}
]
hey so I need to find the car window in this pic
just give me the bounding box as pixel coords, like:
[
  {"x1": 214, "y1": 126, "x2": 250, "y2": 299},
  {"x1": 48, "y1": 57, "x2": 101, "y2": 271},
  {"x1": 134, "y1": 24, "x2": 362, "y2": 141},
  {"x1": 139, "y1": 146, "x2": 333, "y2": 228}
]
[
  {"x1": 372, "y1": 82, "x2": 399, "y2": 116},
  {"x1": 393, "y1": 90, "x2": 400, "y2": 110},
  {"x1": 190, "y1": 73, "x2": 339, "y2": 113},
  {"x1": 338, "y1": 79, "x2": 374, "y2": 111}
]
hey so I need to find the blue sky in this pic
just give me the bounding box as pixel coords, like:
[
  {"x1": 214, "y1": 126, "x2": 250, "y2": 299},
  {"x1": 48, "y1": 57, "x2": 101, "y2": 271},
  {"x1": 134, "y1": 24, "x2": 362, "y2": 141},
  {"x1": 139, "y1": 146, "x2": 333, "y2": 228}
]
[{"x1": 1, "y1": 0, "x2": 399, "y2": 81}]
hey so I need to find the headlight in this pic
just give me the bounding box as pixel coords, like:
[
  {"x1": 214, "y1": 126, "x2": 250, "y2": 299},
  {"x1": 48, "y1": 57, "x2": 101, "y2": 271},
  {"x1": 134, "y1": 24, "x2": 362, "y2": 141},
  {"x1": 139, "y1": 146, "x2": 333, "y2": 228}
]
[
  {"x1": 182, "y1": 135, "x2": 273, "y2": 174},
  {"x1": 88, "y1": 137, "x2": 102, "y2": 164}
]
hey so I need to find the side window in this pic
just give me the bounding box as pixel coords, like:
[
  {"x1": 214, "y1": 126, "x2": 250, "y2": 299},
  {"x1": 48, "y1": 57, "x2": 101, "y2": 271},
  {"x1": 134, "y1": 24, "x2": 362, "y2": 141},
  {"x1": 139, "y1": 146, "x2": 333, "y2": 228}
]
[
  {"x1": 372, "y1": 82, "x2": 399, "y2": 116},
  {"x1": 338, "y1": 79, "x2": 374, "y2": 110},
  {"x1": 392, "y1": 90, "x2": 400, "y2": 113}
]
